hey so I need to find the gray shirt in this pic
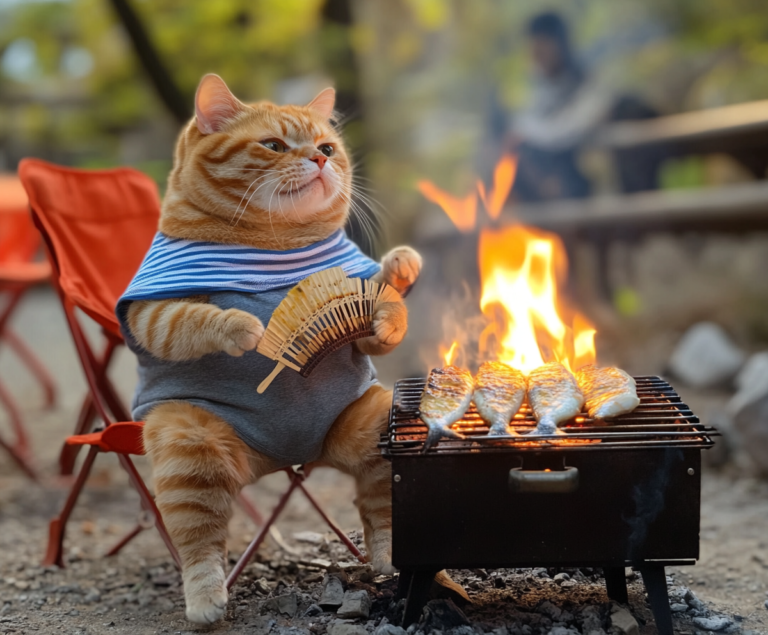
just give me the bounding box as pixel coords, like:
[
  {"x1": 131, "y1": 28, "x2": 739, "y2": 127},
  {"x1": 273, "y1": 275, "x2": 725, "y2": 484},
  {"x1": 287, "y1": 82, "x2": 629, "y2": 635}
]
[{"x1": 124, "y1": 289, "x2": 379, "y2": 467}]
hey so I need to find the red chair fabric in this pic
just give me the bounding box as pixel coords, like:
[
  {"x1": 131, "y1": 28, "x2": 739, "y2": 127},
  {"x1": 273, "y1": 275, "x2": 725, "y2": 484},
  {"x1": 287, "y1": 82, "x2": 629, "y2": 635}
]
[{"x1": 19, "y1": 161, "x2": 158, "y2": 337}]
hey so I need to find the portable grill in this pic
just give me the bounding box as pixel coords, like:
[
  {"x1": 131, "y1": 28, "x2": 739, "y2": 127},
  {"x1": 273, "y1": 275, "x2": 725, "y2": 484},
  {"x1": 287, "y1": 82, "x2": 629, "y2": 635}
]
[{"x1": 381, "y1": 376, "x2": 718, "y2": 635}]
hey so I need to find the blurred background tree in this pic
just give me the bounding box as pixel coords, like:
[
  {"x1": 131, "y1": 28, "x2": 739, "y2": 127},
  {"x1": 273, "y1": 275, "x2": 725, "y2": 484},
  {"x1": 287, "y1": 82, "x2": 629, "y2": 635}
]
[{"x1": 2, "y1": 0, "x2": 768, "y2": 244}]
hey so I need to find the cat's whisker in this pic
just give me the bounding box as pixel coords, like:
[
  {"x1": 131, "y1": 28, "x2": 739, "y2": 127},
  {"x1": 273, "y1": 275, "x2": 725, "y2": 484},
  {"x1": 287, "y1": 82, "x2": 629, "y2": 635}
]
[
  {"x1": 234, "y1": 175, "x2": 283, "y2": 226},
  {"x1": 231, "y1": 176, "x2": 261, "y2": 224}
]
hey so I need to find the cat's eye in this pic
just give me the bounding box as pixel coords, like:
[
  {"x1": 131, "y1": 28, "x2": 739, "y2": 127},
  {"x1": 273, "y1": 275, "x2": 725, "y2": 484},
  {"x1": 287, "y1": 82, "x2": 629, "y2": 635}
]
[
  {"x1": 261, "y1": 139, "x2": 287, "y2": 153},
  {"x1": 318, "y1": 144, "x2": 334, "y2": 157}
]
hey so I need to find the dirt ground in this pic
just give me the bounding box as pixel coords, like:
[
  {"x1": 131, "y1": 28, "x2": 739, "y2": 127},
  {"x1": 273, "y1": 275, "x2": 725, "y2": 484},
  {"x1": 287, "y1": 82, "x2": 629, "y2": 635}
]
[{"x1": 1, "y1": 287, "x2": 768, "y2": 634}]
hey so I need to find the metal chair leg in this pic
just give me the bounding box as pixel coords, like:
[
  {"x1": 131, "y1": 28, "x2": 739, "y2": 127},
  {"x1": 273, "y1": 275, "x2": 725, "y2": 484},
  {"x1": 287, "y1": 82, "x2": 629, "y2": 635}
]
[
  {"x1": 297, "y1": 480, "x2": 366, "y2": 563},
  {"x1": 237, "y1": 491, "x2": 265, "y2": 526},
  {"x1": 0, "y1": 432, "x2": 37, "y2": 480},
  {"x1": 104, "y1": 522, "x2": 145, "y2": 557},
  {"x1": 4, "y1": 329, "x2": 56, "y2": 408},
  {"x1": 0, "y1": 378, "x2": 30, "y2": 455},
  {"x1": 118, "y1": 454, "x2": 182, "y2": 569},
  {"x1": 59, "y1": 396, "x2": 96, "y2": 476},
  {"x1": 43, "y1": 446, "x2": 100, "y2": 567},
  {"x1": 226, "y1": 473, "x2": 302, "y2": 589}
]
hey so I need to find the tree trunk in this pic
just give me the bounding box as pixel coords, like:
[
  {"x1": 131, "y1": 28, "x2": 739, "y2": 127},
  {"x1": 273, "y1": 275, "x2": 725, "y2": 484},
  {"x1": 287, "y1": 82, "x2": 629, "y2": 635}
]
[{"x1": 106, "y1": 0, "x2": 190, "y2": 124}]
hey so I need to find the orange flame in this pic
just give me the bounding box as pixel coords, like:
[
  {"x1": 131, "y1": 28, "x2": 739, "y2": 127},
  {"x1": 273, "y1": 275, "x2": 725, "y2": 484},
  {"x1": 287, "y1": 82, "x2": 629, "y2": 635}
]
[
  {"x1": 477, "y1": 154, "x2": 517, "y2": 220},
  {"x1": 417, "y1": 181, "x2": 476, "y2": 232},
  {"x1": 441, "y1": 340, "x2": 459, "y2": 366},
  {"x1": 573, "y1": 313, "x2": 597, "y2": 369},
  {"x1": 419, "y1": 154, "x2": 597, "y2": 374}
]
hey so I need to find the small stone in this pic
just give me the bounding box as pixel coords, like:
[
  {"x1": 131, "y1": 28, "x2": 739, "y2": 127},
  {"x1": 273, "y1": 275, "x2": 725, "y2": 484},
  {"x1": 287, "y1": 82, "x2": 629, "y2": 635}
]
[
  {"x1": 579, "y1": 605, "x2": 602, "y2": 632},
  {"x1": 684, "y1": 589, "x2": 707, "y2": 612},
  {"x1": 274, "y1": 628, "x2": 310, "y2": 635},
  {"x1": 250, "y1": 616, "x2": 276, "y2": 635},
  {"x1": 277, "y1": 592, "x2": 298, "y2": 617},
  {"x1": 692, "y1": 616, "x2": 733, "y2": 631},
  {"x1": 553, "y1": 573, "x2": 570, "y2": 582},
  {"x1": 764, "y1": 600, "x2": 768, "y2": 610},
  {"x1": 304, "y1": 603, "x2": 323, "y2": 617},
  {"x1": 253, "y1": 577, "x2": 271, "y2": 595},
  {"x1": 319, "y1": 576, "x2": 345, "y2": 610},
  {"x1": 293, "y1": 531, "x2": 325, "y2": 544},
  {"x1": 670, "y1": 603, "x2": 688, "y2": 613},
  {"x1": 337, "y1": 590, "x2": 371, "y2": 619},
  {"x1": 68, "y1": 609, "x2": 80, "y2": 617},
  {"x1": 375, "y1": 625, "x2": 406, "y2": 635},
  {"x1": 83, "y1": 588, "x2": 101, "y2": 603},
  {"x1": 327, "y1": 621, "x2": 368, "y2": 635},
  {"x1": 609, "y1": 607, "x2": 638, "y2": 635},
  {"x1": 537, "y1": 601, "x2": 562, "y2": 621},
  {"x1": 263, "y1": 593, "x2": 298, "y2": 617},
  {"x1": 421, "y1": 599, "x2": 470, "y2": 631}
]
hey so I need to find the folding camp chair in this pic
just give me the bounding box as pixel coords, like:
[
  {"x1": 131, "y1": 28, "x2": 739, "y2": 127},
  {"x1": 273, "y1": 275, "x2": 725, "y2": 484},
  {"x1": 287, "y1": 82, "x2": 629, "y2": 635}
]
[
  {"x1": 0, "y1": 174, "x2": 55, "y2": 480},
  {"x1": 19, "y1": 159, "x2": 364, "y2": 577}
]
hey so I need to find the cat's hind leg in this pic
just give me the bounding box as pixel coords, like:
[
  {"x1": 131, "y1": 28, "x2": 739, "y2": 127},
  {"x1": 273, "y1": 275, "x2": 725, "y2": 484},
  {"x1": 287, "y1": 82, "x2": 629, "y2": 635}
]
[
  {"x1": 143, "y1": 402, "x2": 273, "y2": 624},
  {"x1": 320, "y1": 384, "x2": 394, "y2": 574}
]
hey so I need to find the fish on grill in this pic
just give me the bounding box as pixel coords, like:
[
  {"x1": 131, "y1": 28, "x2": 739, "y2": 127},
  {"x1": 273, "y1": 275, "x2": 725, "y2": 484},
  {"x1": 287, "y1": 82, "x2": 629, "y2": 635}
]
[
  {"x1": 473, "y1": 361, "x2": 527, "y2": 436},
  {"x1": 419, "y1": 366, "x2": 474, "y2": 451},
  {"x1": 527, "y1": 361, "x2": 585, "y2": 435},
  {"x1": 576, "y1": 364, "x2": 640, "y2": 419}
]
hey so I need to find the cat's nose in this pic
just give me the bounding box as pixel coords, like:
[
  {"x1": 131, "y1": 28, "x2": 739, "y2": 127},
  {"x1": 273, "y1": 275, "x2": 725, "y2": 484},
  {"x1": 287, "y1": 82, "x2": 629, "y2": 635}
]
[{"x1": 310, "y1": 155, "x2": 327, "y2": 170}]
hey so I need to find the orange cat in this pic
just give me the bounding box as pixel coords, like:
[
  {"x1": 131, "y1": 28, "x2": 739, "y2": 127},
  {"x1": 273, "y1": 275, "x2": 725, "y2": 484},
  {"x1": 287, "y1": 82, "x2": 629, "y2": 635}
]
[{"x1": 117, "y1": 74, "x2": 421, "y2": 624}]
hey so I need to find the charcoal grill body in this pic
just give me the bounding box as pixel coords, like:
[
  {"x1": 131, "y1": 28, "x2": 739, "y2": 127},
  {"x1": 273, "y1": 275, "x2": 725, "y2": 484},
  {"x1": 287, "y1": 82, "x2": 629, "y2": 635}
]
[{"x1": 382, "y1": 377, "x2": 717, "y2": 634}]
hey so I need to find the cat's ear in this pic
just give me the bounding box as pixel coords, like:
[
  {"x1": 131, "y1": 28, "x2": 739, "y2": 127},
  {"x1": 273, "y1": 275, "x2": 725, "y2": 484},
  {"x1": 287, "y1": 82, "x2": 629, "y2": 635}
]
[
  {"x1": 195, "y1": 74, "x2": 245, "y2": 134},
  {"x1": 306, "y1": 87, "x2": 335, "y2": 119}
]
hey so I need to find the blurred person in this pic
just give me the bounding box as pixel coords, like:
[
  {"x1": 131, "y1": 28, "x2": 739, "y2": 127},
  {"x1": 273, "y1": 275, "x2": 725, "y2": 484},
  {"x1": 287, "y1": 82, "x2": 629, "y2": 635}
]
[{"x1": 509, "y1": 12, "x2": 661, "y2": 202}]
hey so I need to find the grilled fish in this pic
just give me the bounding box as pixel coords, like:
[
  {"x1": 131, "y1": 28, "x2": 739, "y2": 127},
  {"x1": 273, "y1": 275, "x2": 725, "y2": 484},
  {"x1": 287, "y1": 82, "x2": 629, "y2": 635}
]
[
  {"x1": 527, "y1": 362, "x2": 585, "y2": 435},
  {"x1": 473, "y1": 361, "x2": 527, "y2": 436},
  {"x1": 420, "y1": 365, "x2": 474, "y2": 451},
  {"x1": 576, "y1": 364, "x2": 640, "y2": 419}
]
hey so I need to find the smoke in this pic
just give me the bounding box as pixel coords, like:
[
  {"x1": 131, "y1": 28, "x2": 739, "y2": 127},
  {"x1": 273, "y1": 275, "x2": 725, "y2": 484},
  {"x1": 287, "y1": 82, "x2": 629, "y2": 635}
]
[
  {"x1": 417, "y1": 279, "x2": 491, "y2": 373},
  {"x1": 625, "y1": 448, "x2": 683, "y2": 560}
]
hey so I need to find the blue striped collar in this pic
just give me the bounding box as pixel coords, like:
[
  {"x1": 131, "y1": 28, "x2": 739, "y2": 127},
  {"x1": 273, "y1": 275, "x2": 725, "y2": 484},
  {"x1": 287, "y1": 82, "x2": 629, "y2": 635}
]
[{"x1": 118, "y1": 230, "x2": 381, "y2": 306}]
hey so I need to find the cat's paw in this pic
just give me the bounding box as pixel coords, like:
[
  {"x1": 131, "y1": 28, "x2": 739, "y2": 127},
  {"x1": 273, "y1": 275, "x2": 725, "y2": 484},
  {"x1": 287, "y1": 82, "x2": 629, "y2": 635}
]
[
  {"x1": 381, "y1": 246, "x2": 422, "y2": 294},
  {"x1": 372, "y1": 301, "x2": 407, "y2": 348},
  {"x1": 219, "y1": 308, "x2": 264, "y2": 356},
  {"x1": 368, "y1": 532, "x2": 395, "y2": 575},
  {"x1": 185, "y1": 581, "x2": 228, "y2": 624},
  {"x1": 372, "y1": 560, "x2": 397, "y2": 575}
]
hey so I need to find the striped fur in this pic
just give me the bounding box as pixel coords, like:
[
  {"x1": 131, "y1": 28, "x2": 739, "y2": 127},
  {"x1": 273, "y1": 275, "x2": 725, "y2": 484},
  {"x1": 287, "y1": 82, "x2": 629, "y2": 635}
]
[{"x1": 131, "y1": 74, "x2": 423, "y2": 624}]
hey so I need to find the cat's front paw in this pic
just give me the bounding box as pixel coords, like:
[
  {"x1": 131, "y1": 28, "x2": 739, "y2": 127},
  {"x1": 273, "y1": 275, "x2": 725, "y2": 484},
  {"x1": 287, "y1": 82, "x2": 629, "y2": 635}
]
[
  {"x1": 219, "y1": 308, "x2": 264, "y2": 357},
  {"x1": 381, "y1": 246, "x2": 422, "y2": 294},
  {"x1": 372, "y1": 301, "x2": 407, "y2": 348}
]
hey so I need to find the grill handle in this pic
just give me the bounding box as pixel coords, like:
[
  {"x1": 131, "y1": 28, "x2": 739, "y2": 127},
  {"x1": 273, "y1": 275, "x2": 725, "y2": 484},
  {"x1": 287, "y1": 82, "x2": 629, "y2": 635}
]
[{"x1": 508, "y1": 466, "x2": 579, "y2": 494}]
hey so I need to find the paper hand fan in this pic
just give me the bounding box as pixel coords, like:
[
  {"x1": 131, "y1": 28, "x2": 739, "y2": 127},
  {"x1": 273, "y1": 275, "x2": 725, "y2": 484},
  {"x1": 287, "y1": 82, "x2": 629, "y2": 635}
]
[{"x1": 256, "y1": 267, "x2": 400, "y2": 393}]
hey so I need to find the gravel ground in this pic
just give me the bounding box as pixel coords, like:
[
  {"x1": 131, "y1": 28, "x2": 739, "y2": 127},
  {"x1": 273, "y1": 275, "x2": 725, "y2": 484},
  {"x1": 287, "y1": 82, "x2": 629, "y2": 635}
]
[{"x1": 1, "y1": 288, "x2": 768, "y2": 634}]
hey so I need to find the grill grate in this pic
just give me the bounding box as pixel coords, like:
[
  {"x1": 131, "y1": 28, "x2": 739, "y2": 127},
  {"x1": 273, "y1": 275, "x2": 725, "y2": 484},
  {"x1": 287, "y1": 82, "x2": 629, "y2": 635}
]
[{"x1": 381, "y1": 375, "x2": 718, "y2": 456}]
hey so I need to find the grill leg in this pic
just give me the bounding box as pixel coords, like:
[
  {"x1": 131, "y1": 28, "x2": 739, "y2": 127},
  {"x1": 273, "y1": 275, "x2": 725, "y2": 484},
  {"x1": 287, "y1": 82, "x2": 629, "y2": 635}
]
[
  {"x1": 639, "y1": 565, "x2": 673, "y2": 635},
  {"x1": 402, "y1": 569, "x2": 437, "y2": 627},
  {"x1": 396, "y1": 570, "x2": 414, "y2": 600},
  {"x1": 604, "y1": 567, "x2": 628, "y2": 604}
]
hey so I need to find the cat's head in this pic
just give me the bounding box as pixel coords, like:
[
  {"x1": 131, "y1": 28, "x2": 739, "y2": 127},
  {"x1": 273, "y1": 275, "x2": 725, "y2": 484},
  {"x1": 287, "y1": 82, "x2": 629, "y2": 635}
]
[{"x1": 160, "y1": 74, "x2": 352, "y2": 250}]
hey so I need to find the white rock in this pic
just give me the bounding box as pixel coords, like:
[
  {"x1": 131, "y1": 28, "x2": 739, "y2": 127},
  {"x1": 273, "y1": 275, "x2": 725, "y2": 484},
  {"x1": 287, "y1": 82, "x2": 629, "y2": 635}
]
[
  {"x1": 669, "y1": 322, "x2": 745, "y2": 388},
  {"x1": 692, "y1": 616, "x2": 733, "y2": 631},
  {"x1": 609, "y1": 607, "x2": 638, "y2": 635},
  {"x1": 729, "y1": 352, "x2": 768, "y2": 473}
]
